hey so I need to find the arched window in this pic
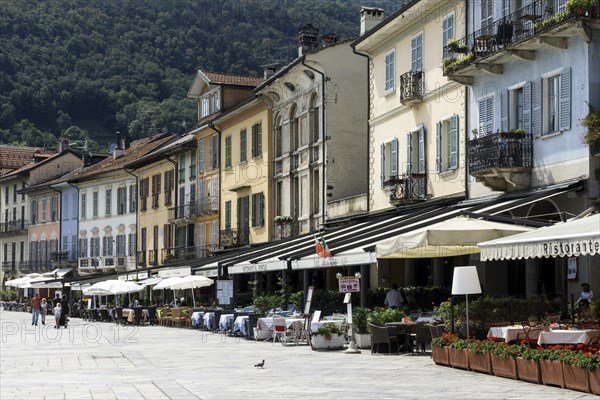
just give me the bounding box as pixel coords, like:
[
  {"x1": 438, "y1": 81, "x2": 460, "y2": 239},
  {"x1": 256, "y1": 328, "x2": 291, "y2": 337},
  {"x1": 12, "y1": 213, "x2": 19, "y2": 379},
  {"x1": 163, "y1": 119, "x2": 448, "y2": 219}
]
[
  {"x1": 274, "y1": 114, "x2": 283, "y2": 157},
  {"x1": 290, "y1": 105, "x2": 299, "y2": 151},
  {"x1": 309, "y1": 93, "x2": 320, "y2": 144}
]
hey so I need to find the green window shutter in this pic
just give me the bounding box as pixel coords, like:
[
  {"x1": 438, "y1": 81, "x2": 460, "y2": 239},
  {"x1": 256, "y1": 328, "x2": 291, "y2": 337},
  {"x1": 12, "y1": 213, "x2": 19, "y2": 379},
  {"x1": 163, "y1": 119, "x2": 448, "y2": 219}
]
[
  {"x1": 406, "y1": 132, "x2": 413, "y2": 175},
  {"x1": 501, "y1": 91, "x2": 508, "y2": 132},
  {"x1": 380, "y1": 143, "x2": 385, "y2": 187},
  {"x1": 236, "y1": 197, "x2": 241, "y2": 230},
  {"x1": 391, "y1": 138, "x2": 398, "y2": 178},
  {"x1": 259, "y1": 192, "x2": 264, "y2": 227},
  {"x1": 449, "y1": 115, "x2": 458, "y2": 170},
  {"x1": 560, "y1": 67, "x2": 571, "y2": 131},
  {"x1": 418, "y1": 126, "x2": 425, "y2": 174}
]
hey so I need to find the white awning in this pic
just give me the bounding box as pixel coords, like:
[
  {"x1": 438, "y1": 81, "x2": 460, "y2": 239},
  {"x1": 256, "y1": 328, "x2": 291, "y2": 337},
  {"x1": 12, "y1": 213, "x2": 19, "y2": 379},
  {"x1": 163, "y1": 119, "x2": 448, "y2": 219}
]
[
  {"x1": 228, "y1": 260, "x2": 287, "y2": 275},
  {"x1": 479, "y1": 214, "x2": 600, "y2": 261},
  {"x1": 292, "y1": 250, "x2": 376, "y2": 270},
  {"x1": 158, "y1": 266, "x2": 191, "y2": 277}
]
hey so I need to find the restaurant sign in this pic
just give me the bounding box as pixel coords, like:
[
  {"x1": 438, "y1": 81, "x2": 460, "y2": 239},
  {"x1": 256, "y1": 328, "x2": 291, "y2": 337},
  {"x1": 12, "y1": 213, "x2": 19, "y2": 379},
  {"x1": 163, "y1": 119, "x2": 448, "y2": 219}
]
[{"x1": 338, "y1": 276, "x2": 360, "y2": 293}]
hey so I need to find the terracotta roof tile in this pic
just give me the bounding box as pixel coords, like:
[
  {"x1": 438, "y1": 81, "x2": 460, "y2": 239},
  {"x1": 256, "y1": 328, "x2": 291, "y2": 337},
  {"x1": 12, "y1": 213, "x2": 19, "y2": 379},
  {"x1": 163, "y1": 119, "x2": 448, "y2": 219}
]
[
  {"x1": 203, "y1": 71, "x2": 263, "y2": 86},
  {"x1": 0, "y1": 146, "x2": 54, "y2": 172}
]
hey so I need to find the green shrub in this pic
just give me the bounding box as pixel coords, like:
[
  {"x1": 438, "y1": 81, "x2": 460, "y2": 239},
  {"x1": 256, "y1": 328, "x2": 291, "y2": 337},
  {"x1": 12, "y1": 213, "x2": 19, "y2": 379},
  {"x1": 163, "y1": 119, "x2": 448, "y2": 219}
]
[
  {"x1": 352, "y1": 307, "x2": 371, "y2": 334},
  {"x1": 367, "y1": 307, "x2": 405, "y2": 329}
]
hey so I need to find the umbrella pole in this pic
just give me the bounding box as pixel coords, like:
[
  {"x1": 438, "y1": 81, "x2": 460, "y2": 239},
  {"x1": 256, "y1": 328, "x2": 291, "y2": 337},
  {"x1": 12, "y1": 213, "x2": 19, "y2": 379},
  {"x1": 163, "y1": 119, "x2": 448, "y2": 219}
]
[{"x1": 191, "y1": 287, "x2": 195, "y2": 307}]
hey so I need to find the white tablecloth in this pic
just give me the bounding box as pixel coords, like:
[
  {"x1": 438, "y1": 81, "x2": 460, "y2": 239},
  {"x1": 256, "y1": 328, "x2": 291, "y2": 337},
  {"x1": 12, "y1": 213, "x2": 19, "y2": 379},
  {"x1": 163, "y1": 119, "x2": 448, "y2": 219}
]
[
  {"x1": 233, "y1": 316, "x2": 249, "y2": 336},
  {"x1": 487, "y1": 326, "x2": 542, "y2": 343},
  {"x1": 191, "y1": 311, "x2": 204, "y2": 327},
  {"x1": 219, "y1": 314, "x2": 234, "y2": 331},
  {"x1": 538, "y1": 329, "x2": 600, "y2": 346},
  {"x1": 202, "y1": 312, "x2": 214, "y2": 330}
]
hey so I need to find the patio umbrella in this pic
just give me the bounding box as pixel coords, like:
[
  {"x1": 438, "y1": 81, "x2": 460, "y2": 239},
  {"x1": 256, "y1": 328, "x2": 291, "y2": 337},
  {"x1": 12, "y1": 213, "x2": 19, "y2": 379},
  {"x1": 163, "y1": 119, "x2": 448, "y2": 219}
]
[
  {"x1": 168, "y1": 275, "x2": 214, "y2": 306},
  {"x1": 375, "y1": 216, "x2": 533, "y2": 259},
  {"x1": 152, "y1": 277, "x2": 185, "y2": 306}
]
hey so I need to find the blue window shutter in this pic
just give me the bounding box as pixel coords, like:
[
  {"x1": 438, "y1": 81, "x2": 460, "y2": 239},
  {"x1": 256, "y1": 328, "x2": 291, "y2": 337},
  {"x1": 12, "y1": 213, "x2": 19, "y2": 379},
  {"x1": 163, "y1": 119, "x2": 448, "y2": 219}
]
[
  {"x1": 251, "y1": 194, "x2": 255, "y2": 227},
  {"x1": 486, "y1": 97, "x2": 494, "y2": 135},
  {"x1": 478, "y1": 99, "x2": 486, "y2": 135},
  {"x1": 436, "y1": 122, "x2": 442, "y2": 173},
  {"x1": 560, "y1": 68, "x2": 571, "y2": 131},
  {"x1": 501, "y1": 91, "x2": 508, "y2": 132},
  {"x1": 259, "y1": 193, "x2": 264, "y2": 227},
  {"x1": 450, "y1": 115, "x2": 458, "y2": 170},
  {"x1": 406, "y1": 132, "x2": 413, "y2": 175},
  {"x1": 391, "y1": 138, "x2": 398, "y2": 178},
  {"x1": 236, "y1": 197, "x2": 241, "y2": 230},
  {"x1": 523, "y1": 82, "x2": 532, "y2": 134},
  {"x1": 532, "y1": 79, "x2": 542, "y2": 136},
  {"x1": 418, "y1": 126, "x2": 425, "y2": 174},
  {"x1": 380, "y1": 143, "x2": 385, "y2": 187}
]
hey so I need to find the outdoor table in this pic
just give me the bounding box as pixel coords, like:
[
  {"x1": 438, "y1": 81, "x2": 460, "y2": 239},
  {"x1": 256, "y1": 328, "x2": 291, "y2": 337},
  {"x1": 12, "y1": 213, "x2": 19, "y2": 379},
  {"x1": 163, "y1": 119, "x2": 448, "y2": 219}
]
[
  {"x1": 203, "y1": 312, "x2": 214, "y2": 330},
  {"x1": 219, "y1": 314, "x2": 234, "y2": 331},
  {"x1": 488, "y1": 325, "x2": 542, "y2": 343},
  {"x1": 122, "y1": 308, "x2": 149, "y2": 324},
  {"x1": 386, "y1": 322, "x2": 416, "y2": 353},
  {"x1": 191, "y1": 311, "x2": 205, "y2": 328},
  {"x1": 233, "y1": 315, "x2": 249, "y2": 336},
  {"x1": 537, "y1": 329, "x2": 600, "y2": 346}
]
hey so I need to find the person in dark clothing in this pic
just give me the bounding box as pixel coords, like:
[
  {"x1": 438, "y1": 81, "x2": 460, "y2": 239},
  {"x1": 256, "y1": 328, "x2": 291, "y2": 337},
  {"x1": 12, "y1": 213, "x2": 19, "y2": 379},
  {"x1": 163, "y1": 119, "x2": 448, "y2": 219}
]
[
  {"x1": 59, "y1": 296, "x2": 70, "y2": 327},
  {"x1": 53, "y1": 294, "x2": 61, "y2": 307}
]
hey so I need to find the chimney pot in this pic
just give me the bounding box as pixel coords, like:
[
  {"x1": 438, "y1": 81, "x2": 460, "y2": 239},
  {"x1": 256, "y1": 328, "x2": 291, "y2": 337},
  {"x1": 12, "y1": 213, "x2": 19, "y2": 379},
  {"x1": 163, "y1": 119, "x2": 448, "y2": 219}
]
[
  {"x1": 360, "y1": 6, "x2": 385, "y2": 35},
  {"x1": 298, "y1": 23, "x2": 319, "y2": 57}
]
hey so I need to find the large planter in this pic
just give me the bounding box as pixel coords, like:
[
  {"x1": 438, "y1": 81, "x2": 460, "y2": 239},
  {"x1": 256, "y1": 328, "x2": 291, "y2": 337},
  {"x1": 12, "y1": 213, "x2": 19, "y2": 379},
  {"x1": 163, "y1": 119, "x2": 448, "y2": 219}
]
[
  {"x1": 432, "y1": 346, "x2": 450, "y2": 366},
  {"x1": 491, "y1": 355, "x2": 518, "y2": 380},
  {"x1": 563, "y1": 364, "x2": 590, "y2": 393},
  {"x1": 354, "y1": 333, "x2": 371, "y2": 349},
  {"x1": 540, "y1": 360, "x2": 564, "y2": 388},
  {"x1": 590, "y1": 369, "x2": 600, "y2": 395},
  {"x1": 468, "y1": 352, "x2": 492, "y2": 374},
  {"x1": 448, "y1": 348, "x2": 469, "y2": 370},
  {"x1": 310, "y1": 333, "x2": 345, "y2": 350},
  {"x1": 516, "y1": 357, "x2": 541, "y2": 384}
]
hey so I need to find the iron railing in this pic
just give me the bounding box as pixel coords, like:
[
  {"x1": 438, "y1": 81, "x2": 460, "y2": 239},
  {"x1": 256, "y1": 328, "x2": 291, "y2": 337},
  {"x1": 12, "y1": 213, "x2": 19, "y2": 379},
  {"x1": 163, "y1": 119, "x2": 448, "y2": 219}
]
[
  {"x1": 0, "y1": 220, "x2": 28, "y2": 235},
  {"x1": 400, "y1": 71, "x2": 424, "y2": 105},
  {"x1": 384, "y1": 173, "x2": 428, "y2": 205},
  {"x1": 2, "y1": 261, "x2": 16, "y2": 272},
  {"x1": 468, "y1": 132, "x2": 533, "y2": 174},
  {"x1": 220, "y1": 228, "x2": 250, "y2": 247}
]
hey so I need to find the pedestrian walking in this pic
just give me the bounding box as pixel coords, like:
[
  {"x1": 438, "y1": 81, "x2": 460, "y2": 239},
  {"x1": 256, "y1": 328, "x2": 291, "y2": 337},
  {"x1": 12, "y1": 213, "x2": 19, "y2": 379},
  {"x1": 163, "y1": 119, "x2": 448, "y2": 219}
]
[
  {"x1": 31, "y1": 293, "x2": 41, "y2": 326},
  {"x1": 40, "y1": 298, "x2": 48, "y2": 325},
  {"x1": 53, "y1": 303, "x2": 61, "y2": 329},
  {"x1": 60, "y1": 295, "x2": 70, "y2": 328}
]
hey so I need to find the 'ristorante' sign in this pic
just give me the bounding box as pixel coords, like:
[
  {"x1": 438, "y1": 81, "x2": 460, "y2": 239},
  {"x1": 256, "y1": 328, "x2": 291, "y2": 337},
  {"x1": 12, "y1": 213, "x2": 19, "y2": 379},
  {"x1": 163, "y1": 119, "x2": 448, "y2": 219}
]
[{"x1": 543, "y1": 239, "x2": 600, "y2": 257}]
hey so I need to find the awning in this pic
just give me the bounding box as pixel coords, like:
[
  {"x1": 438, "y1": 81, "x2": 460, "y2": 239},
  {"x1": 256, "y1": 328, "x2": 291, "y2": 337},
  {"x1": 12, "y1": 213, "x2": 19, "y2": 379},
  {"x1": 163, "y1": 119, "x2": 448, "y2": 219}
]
[
  {"x1": 375, "y1": 216, "x2": 533, "y2": 259},
  {"x1": 158, "y1": 266, "x2": 191, "y2": 277},
  {"x1": 229, "y1": 260, "x2": 287, "y2": 274},
  {"x1": 479, "y1": 214, "x2": 600, "y2": 261},
  {"x1": 137, "y1": 276, "x2": 163, "y2": 286},
  {"x1": 292, "y1": 250, "x2": 376, "y2": 270}
]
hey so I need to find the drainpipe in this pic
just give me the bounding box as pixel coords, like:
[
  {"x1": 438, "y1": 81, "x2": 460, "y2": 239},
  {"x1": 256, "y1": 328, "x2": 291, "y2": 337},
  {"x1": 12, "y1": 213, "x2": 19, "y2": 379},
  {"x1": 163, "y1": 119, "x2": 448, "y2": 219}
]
[
  {"x1": 351, "y1": 47, "x2": 371, "y2": 214},
  {"x1": 123, "y1": 168, "x2": 139, "y2": 280},
  {"x1": 49, "y1": 185, "x2": 64, "y2": 272},
  {"x1": 300, "y1": 56, "x2": 327, "y2": 228},
  {"x1": 208, "y1": 121, "x2": 222, "y2": 302}
]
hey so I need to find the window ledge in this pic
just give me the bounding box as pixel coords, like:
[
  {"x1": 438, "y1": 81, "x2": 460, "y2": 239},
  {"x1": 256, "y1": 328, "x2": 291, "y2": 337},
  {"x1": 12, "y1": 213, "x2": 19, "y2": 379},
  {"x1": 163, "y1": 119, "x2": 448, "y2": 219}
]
[
  {"x1": 538, "y1": 130, "x2": 565, "y2": 140},
  {"x1": 252, "y1": 155, "x2": 263, "y2": 160},
  {"x1": 384, "y1": 88, "x2": 396, "y2": 97}
]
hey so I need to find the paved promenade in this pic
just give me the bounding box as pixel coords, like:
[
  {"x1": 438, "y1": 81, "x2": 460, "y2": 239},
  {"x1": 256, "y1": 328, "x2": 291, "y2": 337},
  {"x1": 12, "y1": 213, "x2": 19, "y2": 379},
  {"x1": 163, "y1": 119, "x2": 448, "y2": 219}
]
[{"x1": 0, "y1": 310, "x2": 596, "y2": 400}]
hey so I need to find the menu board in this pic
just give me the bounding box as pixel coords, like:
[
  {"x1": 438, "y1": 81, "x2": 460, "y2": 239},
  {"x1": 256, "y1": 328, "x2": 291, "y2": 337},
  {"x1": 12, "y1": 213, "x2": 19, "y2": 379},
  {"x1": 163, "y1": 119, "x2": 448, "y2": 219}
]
[{"x1": 217, "y1": 280, "x2": 233, "y2": 305}]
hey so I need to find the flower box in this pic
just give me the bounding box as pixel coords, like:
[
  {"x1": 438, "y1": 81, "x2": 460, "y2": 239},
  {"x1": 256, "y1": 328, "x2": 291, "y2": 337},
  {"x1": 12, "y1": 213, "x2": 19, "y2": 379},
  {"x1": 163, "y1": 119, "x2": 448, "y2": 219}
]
[
  {"x1": 590, "y1": 369, "x2": 600, "y2": 395},
  {"x1": 491, "y1": 355, "x2": 518, "y2": 380},
  {"x1": 310, "y1": 333, "x2": 345, "y2": 350},
  {"x1": 448, "y1": 348, "x2": 469, "y2": 370},
  {"x1": 468, "y1": 352, "x2": 492, "y2": 374},
  {"x1": 563, "y1": 364, "x2": 590, "y2": 393},
  {"x1": 432, "y1": 346, "x2": 450, "y2": 366},
  {"x1": 540, "y1": 359, "x2": 565, "y2": 388},
  {"x1": 516, "y1": 357, "x2": 541, "y2": 384},
  {"x1": 354, "y1": 333, "x2": 371, "y2": 349}
]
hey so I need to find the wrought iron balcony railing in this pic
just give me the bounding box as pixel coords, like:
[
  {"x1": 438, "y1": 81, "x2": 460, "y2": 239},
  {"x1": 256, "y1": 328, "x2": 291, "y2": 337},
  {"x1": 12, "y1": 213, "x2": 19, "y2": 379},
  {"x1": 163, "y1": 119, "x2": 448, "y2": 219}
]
[
  {"x1": 148, "y1": 249, "x2": 158, "y2": 266},
  {"x1": 0, "y1": 220, "x2": 28, "y2": 236},
  {"x1": 161, "y1": 246, "x2": 213, "y2": 264},
  {"x1": 220, "y1": 228, "x2": 250, "y2": 247},
  {"x1": 400, "y1": 71, "x2": 424, "y2": 105},
  {"x1": 2, "y1": 261, "x2": 16, "y2": 272},
  {"x1": 272, "y1": 220, "x2": 300, "y2": 240},
  {"x1": 468, "y1": 131, "x2": 533, "y2": 174},
  {"x1": 384, "y1": 173, "x2": 428, "y2": 205}
]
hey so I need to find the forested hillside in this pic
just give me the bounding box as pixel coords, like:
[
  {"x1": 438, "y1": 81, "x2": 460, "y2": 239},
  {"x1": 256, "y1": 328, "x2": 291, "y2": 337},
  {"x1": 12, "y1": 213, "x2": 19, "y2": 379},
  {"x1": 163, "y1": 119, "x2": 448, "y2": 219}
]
[{"x1": 0, "y1": 0, "x2": 398, "y2": 151}]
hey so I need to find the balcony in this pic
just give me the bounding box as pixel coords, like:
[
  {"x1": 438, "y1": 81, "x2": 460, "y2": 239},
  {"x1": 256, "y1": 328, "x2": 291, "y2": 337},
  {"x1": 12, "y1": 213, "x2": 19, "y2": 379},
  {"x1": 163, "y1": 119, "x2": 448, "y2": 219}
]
[
  {"x1": 50, "y1": 251, "x2": 69, "y2": 262},
  {"x1": 443, "y1": 2, "x2": 599, "y2": 84},
  {"x1": 468, "y1": 131, "x2": 533, "y2": 192},
  {"x1": 0, "y1": 220, "x2": 28, "y2": 237},
  {"x1": 219, "y1": 228, "x2": 250, "y2": 247},
  {"x1": 2, "y1": 261, "x2": 16, "y2": 272},
  {"x1": 23, "y1": 260, "x2": 52, "y2": 272},
  {"x1": 148, "y1": 249, "x2": 158, "y2": 266},
  {"x1": 195, "y1": 196, "x2": 218, "y2": 215},
  {"x1": 272, "y1": 220, "x2": 300, "y2": 240},
  {"x1": 400, "y1": 71, "x2": 424, "y2": 106},
  {"x1": 384, "y1": 173, "x2": 428, "y2": 206},
  {"x1": 161, "y1": 246, "x2": 212, "y2": 264},
  {"x1": 137, "y1": 251, "x2": 146, "y2": 267}
]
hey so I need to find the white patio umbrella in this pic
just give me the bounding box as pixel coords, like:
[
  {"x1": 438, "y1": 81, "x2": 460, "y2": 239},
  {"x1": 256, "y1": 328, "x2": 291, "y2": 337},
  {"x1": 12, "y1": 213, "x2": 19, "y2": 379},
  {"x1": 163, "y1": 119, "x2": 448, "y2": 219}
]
[
  {"x1": 168, "y1": 275, "x2": 214, "y2": 306},
  {"x1": 5, "y1": 276, "x2": 32, "y2": 288},
  {"x1": 152, "y1": 277, "x2": 186, "y2": 306}
]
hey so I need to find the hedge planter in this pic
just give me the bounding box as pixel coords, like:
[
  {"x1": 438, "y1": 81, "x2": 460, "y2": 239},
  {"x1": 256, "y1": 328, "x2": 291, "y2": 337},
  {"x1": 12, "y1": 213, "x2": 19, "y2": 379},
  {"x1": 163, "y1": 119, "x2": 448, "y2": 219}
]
[
  {"x1": 491, "y1": 355, "x2": 518, "y2": 380},
  {"x1": 563, "y1": 364, "x2": 590, "y2": 393},
  {"x1": 468, "y1": 352, "x2": 492, "y2": 374},
  {"x1": 591, "y1": 369, "x2": 600, "y2": 395},
  {"x1": 310, "y1": 333, "x2": 345, "y2": 350},
  {"x1": 432, "y1": 346, "x2": 450, "y2": 366},
  {"x1": 540, "y1": 360, "x2": 565, "y2": 388},
  {"x1": 448, "y1": 348, "x2": 470, "y2": 370},
  {"x1": 516, "y1": 357, "x2": 541, "y2": 384}
]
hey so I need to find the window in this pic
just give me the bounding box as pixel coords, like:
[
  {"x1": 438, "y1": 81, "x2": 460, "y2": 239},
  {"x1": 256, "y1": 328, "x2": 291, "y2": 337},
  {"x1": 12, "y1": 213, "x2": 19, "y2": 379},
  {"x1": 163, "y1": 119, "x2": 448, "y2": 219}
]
[
  {"x1": 212, "y1": 177, "x2": 218, "y2": 208},
  {"x1": 164, "y1": 170, "x2": 174, "y2": 206},
  {"x1": 209, "y1": 135, "x2": 219, "y2": 169},
  {"x1": 407, "y1": 126, "x2": 426, "y2": 199},
  {"x1": 442, "y1": 13, "x2": 454, "y2": 58},
  {"x1": 190, "y1": 150, "x2": 197, "y2": 179},
  {"x1": 198, "y1": 140, "x2": 205, "y2": 174},
  {"x1": 309, "y1": 96, "x2": 319, "y2": 143},
  {"x1": 50, "y1": 195, "x2": 57, "y2": 221},
  {"x1": 251, "y1": 192, "x2": 264, "y2": 227},
  {"x1": 21, "y1": 182, "x2": 25, "y2": 201},
  {"x1": 105, "y1": 188, "x2": 112, "y2": 216},
  {"x1": 380, "y1": 139, "x2": 398, "y2": 187},
  {"x1": 129, "y1": 184, "x2": 137, "y2": 213},
  {"x1": 197, "y1": 222, "x2": 204, "y2": 248},
  {"x1": 116, "y1": 234, "x2": 126, "y2": 257},
  {"x1": 211, "y1": 221, "x2": 218, "y2": 250},
  {"x1": 478, "y1": 96, "x2": 495, "y2": 136},
  {"x1": 384, "y1": 49, "x2": 395, "y2": 93},
  {"x1": 225, "y1": 200, "x2": 231, "y2": 229},
  {"x1": 41, "y1": 198, "x2": 46, "y2": 223},
  {"x1": 436, "y1": 115, "x2": 459, "y2": 173},
  {"x1": 225, "y1": 135, "x2": 232, "y2": 168},
  {"x1": 252, "y1": 123, "x2": 262, "y2": 158},
  {"x1": 274, "y1": 116, "x2": 283, "y2": 157},
  {"x1": 90, "y1": 237, "x2": 100, "y2": 257},
  {"x1": 514, "y1": 88, "x2": 524, "y2": 130},
  {"x1": 178, "y1": 155, "x2": 186, "y2": 182},
  {"x1": 140, "y1": 178, "x2": 149, "y2": 211},
  {"x1": 92, "y1": 191, "x2": 98, "y2": 218},
  {"x1": 102, "y1": 235, "x2": 113, "y2": 256},
  {"x1": 12, "y1": 184, "x2": 16, "y2": 203},
  {"x1": 481, "y1": 0, "x2": 494, "y2": 34},
  {"x1": 312, "y1": 169, "x2": 320, "y2": 215},
  {"x1": 151, "y1": 173, "x2": 161, "y2": 208},
  {"x1": 547, "y1": 75, "x2": 559, "y2": 133},
  {"x1": 240, "y1": 129, "x2": 247, "y2": 162},
  {"x1": 200, "y1": 89, "x2": 221, "y2": 118},
  {"x1": 128, "y1": 233, "x2": 136, "y2": 256},
  {"x1": 201, "y1": 96, "x2": 210, "y2": 118},
  {"x1": 80, "y1": 194, "x2": 86, "y2": 220},
  {"x1": 117, "y1": 187, "x2": 127, "y2": 215},
  {"x1": 411, "y1": 32, "x2": 423, "y2": 72},
  {"x1": 212, "y1": 90, "x2": 220, "y2": 112},
  {"x1": 290, "y1": 106, "x2": 299, "y2": 151}
]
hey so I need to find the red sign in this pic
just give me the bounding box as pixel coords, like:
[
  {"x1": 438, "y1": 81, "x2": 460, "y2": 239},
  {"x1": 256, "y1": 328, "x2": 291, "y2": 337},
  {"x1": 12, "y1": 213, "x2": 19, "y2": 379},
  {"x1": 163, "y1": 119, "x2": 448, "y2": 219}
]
[{"x1": 338, "y1": 277, "x2": 360, "y2": 293}]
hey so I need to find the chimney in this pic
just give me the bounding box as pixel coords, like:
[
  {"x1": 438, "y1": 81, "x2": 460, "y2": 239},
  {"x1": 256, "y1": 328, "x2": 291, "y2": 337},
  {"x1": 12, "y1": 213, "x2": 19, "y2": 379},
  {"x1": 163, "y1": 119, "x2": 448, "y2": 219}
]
[
  {"x1": 322, "y1": 33, "x2": 340, "y2": 47},
  {"x1": 121, "y1": 136, "x2": 130, "y2": 150},
  {"x1": 263, "y1": 64, "x2": 278, "y2": 80},
  {"x1": 113, "y1": 131, "x2": 124, "y2": 159},
  {"x1": 58, "y1": 136, "x2": 69, "y2": 152},
  {"x1": 298, "y1": 23, "x2": 319, "y2": 56},
  {"x1": 82, "y1": 152, "x2": 90, "y2": 167},
  {"x1": 360, "y1": 7, "x2": 385, "y2": 35}
]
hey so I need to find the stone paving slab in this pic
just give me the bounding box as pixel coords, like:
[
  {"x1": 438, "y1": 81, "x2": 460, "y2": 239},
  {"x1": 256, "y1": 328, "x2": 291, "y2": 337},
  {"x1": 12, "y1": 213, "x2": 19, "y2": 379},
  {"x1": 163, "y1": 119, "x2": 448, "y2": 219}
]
[{"x1": 1, "y1": 310, "x2": 597, "y2": 399}]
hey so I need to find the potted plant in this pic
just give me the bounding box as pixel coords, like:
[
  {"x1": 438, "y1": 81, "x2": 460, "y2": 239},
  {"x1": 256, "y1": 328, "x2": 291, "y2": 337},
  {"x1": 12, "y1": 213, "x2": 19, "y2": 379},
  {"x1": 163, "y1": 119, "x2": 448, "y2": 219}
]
[
  {"x1": 273, "y1": 215, "x2": 293, "y2": 225},
  {"x1": 431, "y1": 331, "x2": 452, "y2": 366},
  {"x1": 352, "y1": 307, "x2": 372, "y2": 349},
  {"x1": 467, "y1": 339, "x2": 495, "y2": 374},
  {"x1": 538, "y1": 345, "x2": 566, "y2": 388},
  {"x1": 471, "y1": 128, "x2": 479, "y2": 139},
  {"x1": 447, "y1": 334, "x2": 470, "y2": 370},
  {"x1": 446, "y1": 39, "x2": 468, "y2": 54},
  {"x1": 490, "y1": 342, "x2": 520, "y2": 379},
  {"x1": 310, "y1": 322, "x2": 346, "y2": 350},
  {"x1": 567, "y1": 0, "x2": 599, "y2": 17},
  {"x1": 516, "y1": 345, "x2": 542, "y2": 384},
  {"x1": 561, "y1": 345, "x2": 595, "y2": 393},
  {"x1": 580, "y1": 104, "x2": 600, "y2": 155}
]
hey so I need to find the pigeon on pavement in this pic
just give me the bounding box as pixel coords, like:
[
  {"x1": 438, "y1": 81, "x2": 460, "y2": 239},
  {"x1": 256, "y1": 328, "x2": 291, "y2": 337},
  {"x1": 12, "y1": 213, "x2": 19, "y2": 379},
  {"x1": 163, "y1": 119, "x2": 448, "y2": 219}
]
[{"x1": 254, "y1": 359, "x2": 265, "y2": 368}]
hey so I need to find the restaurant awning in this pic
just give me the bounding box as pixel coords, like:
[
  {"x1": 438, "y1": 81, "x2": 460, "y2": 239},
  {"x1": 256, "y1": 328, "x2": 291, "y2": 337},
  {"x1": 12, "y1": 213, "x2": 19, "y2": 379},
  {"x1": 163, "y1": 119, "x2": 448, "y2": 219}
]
[
  {"x1": 478, "y1": 214, "x2": 600, "y2": 261},
  {"x1": 375, "y1": 216, "x2": 533, "y2": 259}
]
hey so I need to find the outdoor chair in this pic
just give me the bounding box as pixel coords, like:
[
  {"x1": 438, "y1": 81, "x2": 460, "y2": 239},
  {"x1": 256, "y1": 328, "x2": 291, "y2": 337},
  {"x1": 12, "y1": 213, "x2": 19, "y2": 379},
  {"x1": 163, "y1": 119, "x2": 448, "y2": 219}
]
[
  {"x1": 114, "y1": 307, "x2": 124, "y2": 325},
  {"x1": 516, "y1": 322, "x2": 542, "y2": 347},
  {"x1": 171, "y1": 308, "x2": 184, "y2": 328},
  {"x1": 133, "y1": 307, "x2": 143, "y2": 326},
  {"x1": 412, "y1": 323, "x2": 432, "y2": 354},
  {"x1": 272, "y1": 317, "x2": 287, "y2": 343},
  {"x1": 161, "y1": 308, "x2": 173, "y2": 327},
  {"x1": 283, "y1": 320, "x2": 306, "y2": 345},
  {"x1": 369, "y1": 323, "x2": 400, "y2": 355}
]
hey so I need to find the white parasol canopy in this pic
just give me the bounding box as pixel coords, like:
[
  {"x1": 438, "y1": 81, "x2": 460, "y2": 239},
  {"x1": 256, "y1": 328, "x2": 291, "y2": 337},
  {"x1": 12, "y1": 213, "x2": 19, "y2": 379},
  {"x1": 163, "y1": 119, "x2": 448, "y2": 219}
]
[
  {"x1": 168, "y1": 275, "x2": 214, "y2": 306},
  {"x1": 152, "y1": 276, "x2": 185, "y2": 291}
]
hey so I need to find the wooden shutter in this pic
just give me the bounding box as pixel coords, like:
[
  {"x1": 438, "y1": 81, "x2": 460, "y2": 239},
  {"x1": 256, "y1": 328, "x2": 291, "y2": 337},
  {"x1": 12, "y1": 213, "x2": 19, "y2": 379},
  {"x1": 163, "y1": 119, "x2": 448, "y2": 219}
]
[
  {"x1": 449, "y1": 115, "x2": 458, "y2": 170},
  {"x1": 436, "y1": 122, "x2": 442, "y2": 173},
  {"x1": 523, "y1": 82, "x2": 532, "y2": 134},
  {"x1": 198, "y1": 140, "x2": 204, "y2": 173},
  {"x1": 406, "y1": 132, "x2": 413, "y2": 175},
  {"x1": 486, "y1": 97, "x2": 494, "y2": 135},
  {"x1": 501, "y1": 91, "x2": 509, "y2": 132},
  {"x1": 236, "y1": 197, "x2": 241, "y2": 230},
  {"x1": 391, "y1": 138, "x2": 398, "y2": 178},
  {"x1": 532, "y1": 78, "x2": 542, "y2": 136},
  {"x1": 259, "y1": 193, "x2": 264, "y2": 227},
  {"x1": 560, "y1": 68, "x2": 571, "y2": 131},
  {"x1": 478, "y1": 99, "x2": 487, "y2": 135},
  {"x1": 380, "y1": 143, "x2": 385, "y2": 187}
]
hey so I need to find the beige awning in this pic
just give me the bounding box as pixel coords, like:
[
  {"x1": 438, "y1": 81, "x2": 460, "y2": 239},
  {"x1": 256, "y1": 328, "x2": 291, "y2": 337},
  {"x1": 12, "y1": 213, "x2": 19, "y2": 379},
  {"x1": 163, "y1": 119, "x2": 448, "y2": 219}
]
[
  {"x1": 376, "y1": 216, "x2": 533, "y2": 259},
  {"x1": 479, "y1": 214, "x2": 600, "y2": 261}
]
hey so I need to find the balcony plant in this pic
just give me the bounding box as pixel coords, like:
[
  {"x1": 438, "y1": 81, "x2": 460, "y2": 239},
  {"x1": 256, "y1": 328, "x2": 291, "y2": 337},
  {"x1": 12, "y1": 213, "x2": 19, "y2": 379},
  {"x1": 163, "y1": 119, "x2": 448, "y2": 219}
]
[
  {"x1": 566, "y1": 0, "x2": 599, "y2": 17},
  {"x1": 273, "y1": 215, "x2": 293, "y2": 224},
  {"x1": 445, "y1": 39, "x2": 468, "y2": 54},
  {"x1": 581, "y1": 105, "x2": 600, "y2": 155}
]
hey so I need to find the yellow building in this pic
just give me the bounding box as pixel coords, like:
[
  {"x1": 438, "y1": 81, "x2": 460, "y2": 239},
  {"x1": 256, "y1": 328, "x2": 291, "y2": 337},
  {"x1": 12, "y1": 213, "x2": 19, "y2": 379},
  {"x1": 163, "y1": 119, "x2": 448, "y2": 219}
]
[{"x1": 212, "y1": 98, "x2": 272, "y2": 247}]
